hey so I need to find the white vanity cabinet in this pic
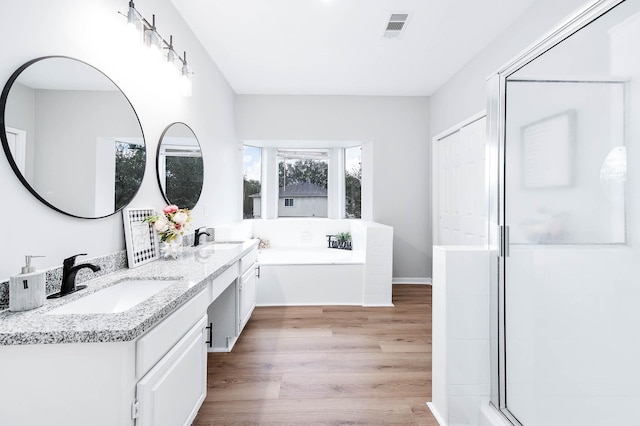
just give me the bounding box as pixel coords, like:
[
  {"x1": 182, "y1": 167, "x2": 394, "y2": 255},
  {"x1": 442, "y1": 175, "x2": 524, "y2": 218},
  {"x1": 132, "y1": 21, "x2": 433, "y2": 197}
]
[
  {"x1": 0, "y1": 288, "x2": 209, "y2": 426},
  {"x1": 135, "y1": 315, "x2": 207, "y2": 426},
  {"x1": 0, "y1": 241, "x2": 261, "y2": 426},
  {"x1": 238, "y1": 249, "x2": 258, "y2": 332},
  {"x1": 134, "y1": 289, "x2": 210, "y2": 426},
  {"x1": 207, "y1": 246, "x2": 258, "y2": 351}
]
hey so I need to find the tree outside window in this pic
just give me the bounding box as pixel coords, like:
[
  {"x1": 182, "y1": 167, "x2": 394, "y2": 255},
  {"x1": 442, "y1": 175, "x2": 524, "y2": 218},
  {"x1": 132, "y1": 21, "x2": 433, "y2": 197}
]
[
  {"x1": 243, "y1": 146, "x2": 262, "y2": 219},
  {"x1": 278, "y1": 150, "x2": 328, "y2": 218},
  {"x1": 242, "y1": 145, "x2": 362, "y2": 219},
  {"x1": 345, "y1": 146, "x2": 361, "y2": 218},
  {"x1": 114, "y1": 141, "x2": 145, "y2": 211}
]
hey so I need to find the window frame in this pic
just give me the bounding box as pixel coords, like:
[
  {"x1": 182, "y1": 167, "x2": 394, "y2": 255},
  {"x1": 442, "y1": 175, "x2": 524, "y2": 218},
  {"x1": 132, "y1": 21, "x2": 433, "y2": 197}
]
[{"x1": 242, "y1": 144, "x2": 364, "y2": 220}]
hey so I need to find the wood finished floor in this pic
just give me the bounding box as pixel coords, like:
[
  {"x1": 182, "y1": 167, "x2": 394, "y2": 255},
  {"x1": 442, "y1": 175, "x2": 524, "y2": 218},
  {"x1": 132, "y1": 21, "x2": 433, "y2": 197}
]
[{"x1": 193, "y1": 284, "x2": 437, "y2": 425}]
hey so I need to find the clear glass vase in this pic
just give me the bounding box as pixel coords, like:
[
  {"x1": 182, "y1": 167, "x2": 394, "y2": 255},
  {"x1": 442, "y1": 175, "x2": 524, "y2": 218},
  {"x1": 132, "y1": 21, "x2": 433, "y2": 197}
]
[{"x1": 160, "y1": 235, "x2": 183, "y2": 260}]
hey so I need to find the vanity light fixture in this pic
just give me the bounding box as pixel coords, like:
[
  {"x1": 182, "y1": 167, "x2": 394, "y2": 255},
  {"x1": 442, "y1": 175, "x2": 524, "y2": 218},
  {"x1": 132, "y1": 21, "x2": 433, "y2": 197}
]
[
  {"x1": 144, "y1": 15, "x2": 163, "y2": 56},
  {"x1": 120, "y1": 1, "x2": 193, "y2": 96},
  {"x1": 166, "y1": 35, "x2": 178, "y2": 69},
  {"x1": 180, "y1": 51, "x2": 192, "y2": 96},
  {"x1": 126, "y1": 0, "x2": 143, "y2": 41}
]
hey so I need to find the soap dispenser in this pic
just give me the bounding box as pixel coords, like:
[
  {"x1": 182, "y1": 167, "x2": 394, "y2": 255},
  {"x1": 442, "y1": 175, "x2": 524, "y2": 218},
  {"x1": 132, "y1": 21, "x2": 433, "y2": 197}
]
[{"x1": 9, "y1": 255, "x2": 46, "y2": 312}]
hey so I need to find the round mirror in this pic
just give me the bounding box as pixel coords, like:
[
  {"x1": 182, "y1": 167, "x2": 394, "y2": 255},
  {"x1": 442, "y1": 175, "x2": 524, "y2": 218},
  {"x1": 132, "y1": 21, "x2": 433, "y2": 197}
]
[
  {"x1": 156, "y1": 122, "x2": 203, "y2": 210},
  {"x1": 0, "y1": 56, "x2": 145, "y2": 218}
]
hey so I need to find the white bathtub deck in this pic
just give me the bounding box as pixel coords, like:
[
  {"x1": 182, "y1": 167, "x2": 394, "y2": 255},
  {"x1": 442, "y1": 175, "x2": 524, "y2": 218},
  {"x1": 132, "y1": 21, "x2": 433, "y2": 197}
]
[
  {"x1": 256, "y1": 247, "x2": 366, "y2": 306},
  {"x1": 257, "y1": 247, "x2": 365, "y2": 265}
]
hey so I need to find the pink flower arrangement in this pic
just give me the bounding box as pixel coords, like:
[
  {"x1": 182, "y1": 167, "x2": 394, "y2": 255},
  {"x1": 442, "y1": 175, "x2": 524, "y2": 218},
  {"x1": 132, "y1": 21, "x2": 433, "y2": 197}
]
[
  {"x1": 163, "y1": 205, "x2": 179, "y2": 214},
  {"x1": 144, "y1": 205, "x2": 192, "y2": 243}
]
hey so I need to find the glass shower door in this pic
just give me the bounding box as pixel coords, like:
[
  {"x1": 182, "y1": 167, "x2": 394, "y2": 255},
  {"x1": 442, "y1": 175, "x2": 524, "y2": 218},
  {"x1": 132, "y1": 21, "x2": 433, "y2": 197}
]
[{"x1": 498, "y1": 1, "x2": 640, "y2": 424}]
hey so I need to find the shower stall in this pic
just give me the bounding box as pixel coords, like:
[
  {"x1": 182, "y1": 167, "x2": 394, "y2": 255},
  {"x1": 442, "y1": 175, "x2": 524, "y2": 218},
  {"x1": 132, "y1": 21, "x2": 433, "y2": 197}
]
[{"x1": 488, "y1": 0, "x2": 640, "y2": 424}]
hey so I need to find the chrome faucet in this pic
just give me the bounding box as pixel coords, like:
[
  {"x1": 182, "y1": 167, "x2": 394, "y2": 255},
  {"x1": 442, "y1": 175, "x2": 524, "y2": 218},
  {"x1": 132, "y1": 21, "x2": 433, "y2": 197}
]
[
  {"x1": 193, "y1": 227, "x2": 211, "y2": 247},
  {"x1": 47, "y1": 253, "x2": 101, "y2": 299}
]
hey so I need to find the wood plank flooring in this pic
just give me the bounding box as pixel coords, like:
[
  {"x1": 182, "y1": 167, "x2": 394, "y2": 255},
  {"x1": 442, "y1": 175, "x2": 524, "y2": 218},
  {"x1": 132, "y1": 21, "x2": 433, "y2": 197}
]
[{"x1": 193, "y1": 284, "x2": 438, "y2": 425}]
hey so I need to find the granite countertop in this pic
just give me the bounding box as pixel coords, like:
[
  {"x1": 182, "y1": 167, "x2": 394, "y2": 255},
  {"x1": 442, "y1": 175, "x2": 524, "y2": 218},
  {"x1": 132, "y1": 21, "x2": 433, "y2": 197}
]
[{"x1": 0, "y1": 240, "x2": 259, "y2": 346}]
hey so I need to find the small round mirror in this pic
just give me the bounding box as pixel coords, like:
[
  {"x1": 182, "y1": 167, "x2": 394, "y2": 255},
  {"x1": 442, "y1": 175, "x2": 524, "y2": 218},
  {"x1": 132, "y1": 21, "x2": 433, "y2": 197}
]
[
  {"x1": 0, "y1": 56, "x2": 146, "y2": 218},
  {"x1": 156, "y1": 122, "x2": 203, "y2": 209}
]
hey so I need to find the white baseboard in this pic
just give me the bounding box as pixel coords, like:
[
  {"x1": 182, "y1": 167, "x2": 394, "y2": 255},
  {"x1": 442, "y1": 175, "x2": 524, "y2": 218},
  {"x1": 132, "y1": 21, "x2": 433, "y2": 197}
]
[
  {"x1": 363, "y1": 303, "x2": 395, "y2": 307},
  {"x1": 392, "y1": 277, "x2": 432, "y2": 285},
  {"x1": 426, "y1": 402, "x2": 446, "y2": 426}
]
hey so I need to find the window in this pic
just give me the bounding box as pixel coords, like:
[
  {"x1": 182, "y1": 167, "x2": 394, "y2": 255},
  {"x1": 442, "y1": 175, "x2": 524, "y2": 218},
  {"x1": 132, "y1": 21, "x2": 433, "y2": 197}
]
[
  {"x1": 157, "y1": 139, "x2": 204, "y2": 210},
  {"x1": 243, "y1": 146, "x2": 262, "y2": 219},
  {"x1": 114, "y1": 141, "x2": 145, "y2": 211},
  {"x1": 345, "y1": 146, "x2": 362, "y2": 218},
  {"x1": 278, "y1": 149, "x2": 328, "y2": 218},
  {"x1": 242, "y1": 144, "x2": 363, "y2": 219}
]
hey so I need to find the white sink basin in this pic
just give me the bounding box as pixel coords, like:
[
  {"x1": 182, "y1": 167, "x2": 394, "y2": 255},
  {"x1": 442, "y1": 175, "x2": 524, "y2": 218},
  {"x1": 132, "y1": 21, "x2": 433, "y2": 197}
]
[
  {"x1": 195, "y1": 243, "x2": 241, "y2": 261},
  {"x1": 198, "y1": 243, "x2": 241, "y2": 252},
  {"x1": 46, "y1": 279, "x2": 178, "y2": 315}
]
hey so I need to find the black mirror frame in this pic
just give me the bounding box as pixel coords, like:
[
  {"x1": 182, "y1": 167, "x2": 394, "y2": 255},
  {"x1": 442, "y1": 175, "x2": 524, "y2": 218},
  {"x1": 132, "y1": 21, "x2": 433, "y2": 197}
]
[
  {"x1": 155, "y1": 121, "x2": 204, "y2": 210},
  {"x1": 0, "y1": 55, "x2": 146, "y2": 219}
]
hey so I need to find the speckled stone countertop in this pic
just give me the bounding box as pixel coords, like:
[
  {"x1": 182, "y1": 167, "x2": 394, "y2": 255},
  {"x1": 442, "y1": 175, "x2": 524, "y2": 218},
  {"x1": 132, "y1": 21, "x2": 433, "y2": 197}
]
[{"x1": 0, "y1": 240, "x2": 258, "y2": 346}]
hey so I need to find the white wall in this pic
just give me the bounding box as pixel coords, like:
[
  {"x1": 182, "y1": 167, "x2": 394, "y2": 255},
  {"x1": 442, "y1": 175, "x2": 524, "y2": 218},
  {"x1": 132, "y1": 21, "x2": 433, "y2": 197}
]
[
  {"x1": 427, "y1": 0, "x2": 591, "y2": 279},
  {"x1": 0, "y1": 0, "x2": 239, "y2": 280},
  {"x1": 4, "y1": 83, "x2": 36, "y2": 182},
  {"x1": 430, "y1": 0, "x2": 590, "y2": 138},
  {"x1": 236, "y1": 95, "x2": 430, "y2": 281}
]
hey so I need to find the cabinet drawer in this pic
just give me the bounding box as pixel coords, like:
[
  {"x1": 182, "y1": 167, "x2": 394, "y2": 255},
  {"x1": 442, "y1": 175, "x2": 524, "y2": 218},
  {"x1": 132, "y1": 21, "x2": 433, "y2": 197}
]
[
  {"x1": 136, "y1": 289, "x2": 208, "y2": 378},
  {"x1": 136, "y1": 315, "x2": 207, "y2": 426},
  {"x1": 241, "y1": 263, "x2": 255, "y2": 282},
  {"x1": 240, "y1": 249, "x2": 257, "y2": 274},
  {"x1": 210, "y1": 264, "x2": 240, "y2": 302}
]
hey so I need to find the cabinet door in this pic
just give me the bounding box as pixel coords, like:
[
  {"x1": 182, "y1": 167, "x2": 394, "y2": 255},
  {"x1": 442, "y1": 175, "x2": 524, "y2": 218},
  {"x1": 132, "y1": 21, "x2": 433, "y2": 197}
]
[
  {"x1": 239, "y1": 265, "x2": 257, "y2": 330},
  {"x1": 136, "y1": 316, "x2": 207, "y2": 426}
]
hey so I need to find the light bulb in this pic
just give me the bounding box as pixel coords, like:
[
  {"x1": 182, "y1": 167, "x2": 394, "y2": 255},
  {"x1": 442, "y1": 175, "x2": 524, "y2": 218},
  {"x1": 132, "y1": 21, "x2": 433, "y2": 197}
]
[
  {"x1": 180, "y1": 51, "x2": 192, "y2": 96},
  {"x1": 125, "y1": 4, "x2": 143, "y2": 44},
  {"x1": 165, "y1": 52, "x2": 178, "y2": 74},
  {"x1": 180, "y1": 73, "x2": 192, "y2": 97},
  {"x1": 145, "y1": 29, "x2": 162, "y2": 56},
  {"x1": 165, "y1": 38, "x2": 180, "y2": 76},
  {"x1": 144, "y1": 14, "x2": 163, "y2": 61}
]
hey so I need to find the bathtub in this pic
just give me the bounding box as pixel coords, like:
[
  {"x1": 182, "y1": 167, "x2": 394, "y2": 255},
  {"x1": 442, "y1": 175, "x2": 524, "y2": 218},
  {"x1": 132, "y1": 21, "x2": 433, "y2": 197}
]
[
  {"x1": 257, "y1": 247, "x2": 365, "y2": 265},
  {"x1": 256, "y1": 248, "x2": 366, "y2": 306}
]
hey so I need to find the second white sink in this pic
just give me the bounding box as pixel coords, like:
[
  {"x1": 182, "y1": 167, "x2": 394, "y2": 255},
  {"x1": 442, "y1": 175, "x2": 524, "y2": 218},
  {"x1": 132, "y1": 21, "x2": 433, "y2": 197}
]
[
  {"x1": 198, "y1": 243, "x2": 241, "y2": 252},
  {"x1": 46, "y1": 279, "x2": 178, "y2": 315}
]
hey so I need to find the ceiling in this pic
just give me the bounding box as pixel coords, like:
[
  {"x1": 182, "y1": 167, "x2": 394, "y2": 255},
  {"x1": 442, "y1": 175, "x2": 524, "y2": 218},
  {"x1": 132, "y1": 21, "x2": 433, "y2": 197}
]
[{"x1": 170, "y1": 0, "x2": 539, "y2": 96}]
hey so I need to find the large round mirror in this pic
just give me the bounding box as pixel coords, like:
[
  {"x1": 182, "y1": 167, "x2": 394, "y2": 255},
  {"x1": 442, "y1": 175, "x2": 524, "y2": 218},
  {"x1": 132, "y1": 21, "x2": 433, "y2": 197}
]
[
  {"x1": 156, "y1": 122, "x2": 203, "y2": 210},
  {"x1": 0, "y1": 56, "x2": 145, "y2": 219}
]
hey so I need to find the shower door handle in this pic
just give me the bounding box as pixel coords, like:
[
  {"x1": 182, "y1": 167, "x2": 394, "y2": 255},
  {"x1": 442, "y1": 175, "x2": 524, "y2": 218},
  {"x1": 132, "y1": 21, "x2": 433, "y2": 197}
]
[{"x1": 498, "y1": 225, "x2": 510, "y2": 258}]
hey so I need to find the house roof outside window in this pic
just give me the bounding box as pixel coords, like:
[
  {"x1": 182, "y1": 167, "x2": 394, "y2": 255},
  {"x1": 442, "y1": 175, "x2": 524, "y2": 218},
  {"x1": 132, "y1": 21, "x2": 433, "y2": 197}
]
[{"x1": 250, "y1": 182, "x2": 327, "y2": 198}]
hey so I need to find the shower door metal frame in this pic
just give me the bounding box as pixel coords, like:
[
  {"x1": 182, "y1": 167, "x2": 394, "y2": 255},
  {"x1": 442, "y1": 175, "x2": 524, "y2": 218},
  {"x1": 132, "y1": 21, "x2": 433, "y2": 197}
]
[{"x1": 486, "y1": 0, "x2": 626, "y2": 424}]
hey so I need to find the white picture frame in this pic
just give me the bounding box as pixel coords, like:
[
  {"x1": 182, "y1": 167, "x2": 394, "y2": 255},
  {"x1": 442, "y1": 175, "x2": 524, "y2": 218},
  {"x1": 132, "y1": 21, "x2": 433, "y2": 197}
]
[
  {"x1": 123, "y1": 207, "x2": 159, "y2": 268},
  {"x1": 521, "y1": 110, "x2": 575, "y2": 189}
]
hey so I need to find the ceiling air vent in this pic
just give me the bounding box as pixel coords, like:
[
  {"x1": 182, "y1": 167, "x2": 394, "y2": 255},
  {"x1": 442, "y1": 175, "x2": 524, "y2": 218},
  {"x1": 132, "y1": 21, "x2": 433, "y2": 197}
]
[{"x1": 383, "y1": 12, "x2": 410, "y2": 39}]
